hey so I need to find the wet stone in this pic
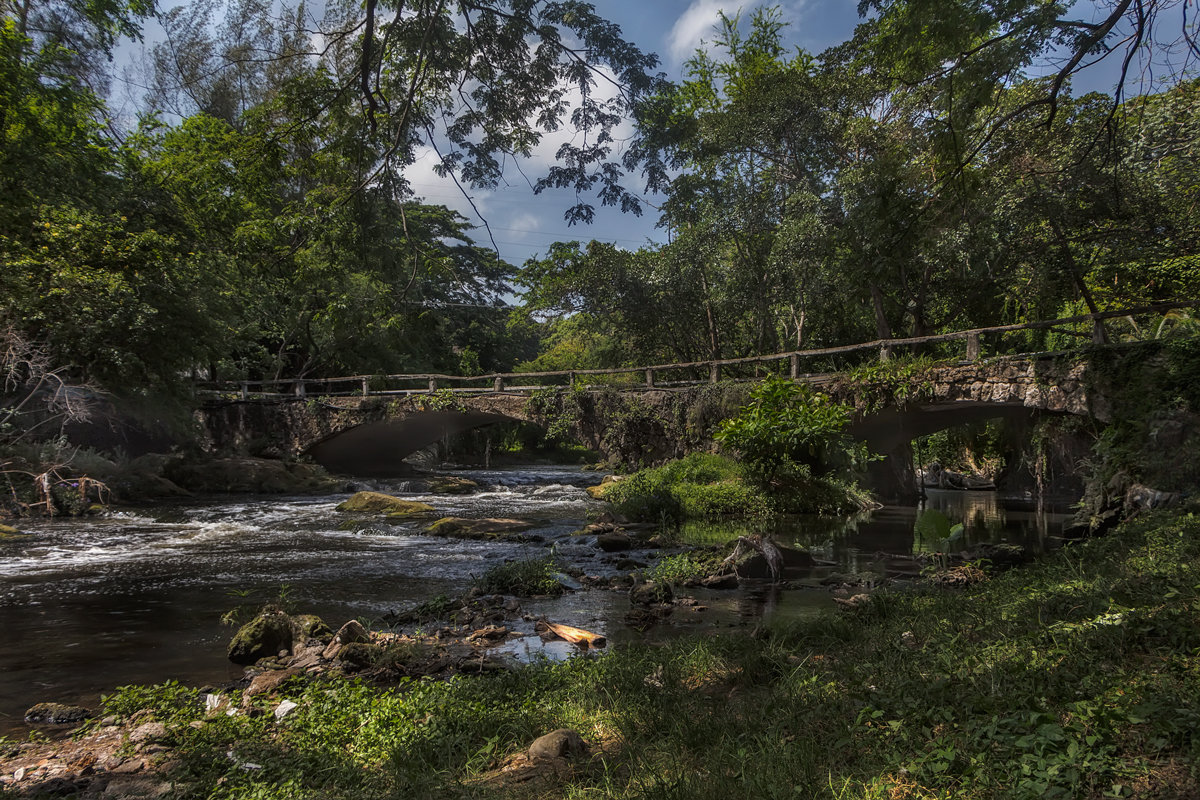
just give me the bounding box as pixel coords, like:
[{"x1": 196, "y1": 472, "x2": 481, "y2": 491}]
[{"x1": 24, "y1": 703, "x2": 93, "y2": 726}]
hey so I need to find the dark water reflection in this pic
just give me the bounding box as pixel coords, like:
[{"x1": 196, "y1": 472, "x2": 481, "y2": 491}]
[
  {"x1": 0, "y1": 473, "x2": 1068, "y2": 735},
  {"x1": 678, "y1": 489, "x2": 1070, "y2": 575}
]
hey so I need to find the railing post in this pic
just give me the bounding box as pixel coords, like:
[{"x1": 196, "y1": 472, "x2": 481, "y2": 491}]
[
  {"x1": 789, "y1": 353, "x2": 799, "y2": 380},
  {"x1": 294, "y1": 380, "x2": 306, "y2": 398},
  {"x1": 239, "y1": 382, "x2": 248, "y2": 401},
  {"x1": 879, "y1": 345, "x2": 892, "y2": 363},
  {"x1": 966, "y1": 332, "x2": 980, "y2": 362},
  {"x1": 427, "y1": 378, "x2": 437, "y2": 392},
  {"x1": 709, "y1": 363, "x2": 721, "y2": 383},
  {"x1": 645, "y1": 369, "x2": 655, "y2": 388},
  {"x1": 493, "y1": 376, "x2": 504, "y2": 392},
  {"x1": 361, "y1": 378, "x2": 370, "y2": 396},
  {"x1": 1092, "y1": 318, "x2": 1108, "y2": 344},
  {"x1": 568, "y1": 371, "x2": 576, "y2": 387}
]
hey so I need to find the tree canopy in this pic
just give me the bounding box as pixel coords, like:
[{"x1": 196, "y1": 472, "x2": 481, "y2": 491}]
[{"x1": 0, "y1": 0, "x2": 1196, "y2": 402}]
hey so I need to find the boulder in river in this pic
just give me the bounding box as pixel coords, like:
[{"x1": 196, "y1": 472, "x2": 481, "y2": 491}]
[
  {"x1": 24, "y1": 702, "x2": 92, "y2": 726},
  {"x1": 427, "y1": 476, "x2": 479, "y2": 494},
  {"x1": 0, "y1": 524, "x2": 32, "y2": 542},
  {"x1": 424, "y1": 517, "x2": 535, "y2": 540},
  {"x1": 595, "y1": 531, "x2": 633, "y2": 552},
  {"x1": 228, "y1": 610, "x2": 294, "y2": 665},
  {"x1": 734, "y1": 545, "x2": 816, "y2": 580},
  {"x1": 336, "y1": 491, "x2": 435, "y2": 515}
]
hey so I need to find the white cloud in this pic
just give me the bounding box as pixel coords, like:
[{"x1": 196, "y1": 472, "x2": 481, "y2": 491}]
[{"x1": 666, "y1": 0, "x2": 747, "y2": 64}]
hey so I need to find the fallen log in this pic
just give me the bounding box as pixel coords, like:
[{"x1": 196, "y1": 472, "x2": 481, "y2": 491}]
[{"x1": 537, "y1": 619, "x2": 606, "y2": 649}]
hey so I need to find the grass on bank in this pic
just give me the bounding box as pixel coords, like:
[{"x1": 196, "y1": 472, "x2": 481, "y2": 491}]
[
  {"x1": 97, "y1": 508, "x2": 1200, "y2": 799},
  {"x1": 598, "y1": 453, "x2": 871, "y2": 522}
]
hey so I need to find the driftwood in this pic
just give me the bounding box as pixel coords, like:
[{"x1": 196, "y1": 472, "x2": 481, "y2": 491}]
[{"x1": 538, "y1": 619, "x2": 606, "y2": 649}]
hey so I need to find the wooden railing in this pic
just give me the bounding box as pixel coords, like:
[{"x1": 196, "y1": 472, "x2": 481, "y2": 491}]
[{"x1": 198, "y1": 301, "x2": 1199, "y2": 401}]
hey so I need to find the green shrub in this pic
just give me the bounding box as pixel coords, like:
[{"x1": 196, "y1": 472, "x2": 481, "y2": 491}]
[
  {"x1": 714, "y1": 375, "x2": 860, "y2": 480},
  {"x1": 646, "y1": 552, "x2": 714, "y2": 585},
  {"x1": 601, "y1": 455, "x2": 769, "y2": 523},
  {"x1": 673, "y1": 480, "x2": 770, "y2": 517},
  {"x1": 102, "y1": 680, "x2": 202, "y2": 725}
]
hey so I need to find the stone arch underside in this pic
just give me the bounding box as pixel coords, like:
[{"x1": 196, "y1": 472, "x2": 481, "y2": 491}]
[
  {"x1": 849, "y1": 402, "x2": 1082, "y2": 503},
  {"x1": 305, "y1": 410, "x2": 520, "y2": 476}
]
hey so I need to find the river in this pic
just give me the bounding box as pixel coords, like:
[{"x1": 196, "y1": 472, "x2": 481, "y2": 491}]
[{"x1": 0, "y1": 466, "x2": 1070, "y2": 734}]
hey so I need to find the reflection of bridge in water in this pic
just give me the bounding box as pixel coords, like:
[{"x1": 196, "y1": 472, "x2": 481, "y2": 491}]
[{"x1": 197, "y1": 302, "x2": 1198, "y2": 501}]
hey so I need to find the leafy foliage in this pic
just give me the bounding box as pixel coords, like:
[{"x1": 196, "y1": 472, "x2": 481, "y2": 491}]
[
  {"x1": 714, "y1": 375, "x2": 860, "y2": 480},
  {"x1": 601, "y1": 453, "x2": 770, "y2": 523}
]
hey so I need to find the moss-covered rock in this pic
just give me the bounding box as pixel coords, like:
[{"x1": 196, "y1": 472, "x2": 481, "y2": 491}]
[
  {"x1": 336, "y1": 491, "x2": 435, "y2": 514},
  {"x1": 291, "y1": 614, "x2": 334, "y2": 643},
  {"x1": 24, "y1": 702, "x2": 92, "y2": 725},
  {"x1": 425, "y1": 517, "x2": 535, "y2": 540},
  {"x1": 228, "y1": 610, "x2": 294, "y2": 665},
  {"x1": 427, "y1": 476, "x2": 479, "y2": 494},
  {"x1": 0, "y1": 524, "x2": 32, "y2": 542},
  {"x1": 336, "y1": 642, "x2": 383, "y2": 671},
  {"x1": 585, "y1": 485, "x2": 609, "y2": 500}
]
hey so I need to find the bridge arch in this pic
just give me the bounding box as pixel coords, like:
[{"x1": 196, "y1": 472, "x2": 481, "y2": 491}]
[
  {"x1": 303, "y1": 410, "x2": 524, "y2": 476},
  {"x1": 849, "y1": 402, "x2": 1086, "y2": 503}
]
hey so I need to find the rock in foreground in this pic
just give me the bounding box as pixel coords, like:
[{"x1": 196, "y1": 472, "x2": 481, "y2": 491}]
[{"x1": 228, "y1": 610, "x2": 296, "y2": 665}]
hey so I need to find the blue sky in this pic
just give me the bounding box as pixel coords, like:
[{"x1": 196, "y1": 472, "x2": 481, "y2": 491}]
[{"x1": 404, "y1": 1, "x2": 869, "y2": 271}]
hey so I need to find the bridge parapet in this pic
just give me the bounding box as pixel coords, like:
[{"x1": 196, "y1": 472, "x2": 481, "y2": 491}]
[{"x1": 196, "y1": 302, "x2": 1196, "y2": 403}]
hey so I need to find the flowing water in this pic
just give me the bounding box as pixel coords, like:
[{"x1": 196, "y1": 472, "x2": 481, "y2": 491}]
[{"x1": 0, "y1": 466, "x2": 1070, "y2": 734}]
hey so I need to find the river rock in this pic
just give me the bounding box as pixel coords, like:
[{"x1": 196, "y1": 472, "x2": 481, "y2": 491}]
[
  {"x1": 291, "y1": 614, "x2": 333, "y2": 643},
  {"x1": 228, "y1": 610, "x2": 294, "y2": 665},
  {"x1": 595, "y1": 531, "x2": 632, "y2": 552},
  {"x1": 528, "y1": 729, "x2": 588, "y2": 761},
  {"x1": 128, "y1": 722, "x2": 168, "y2": 747},
  {"x1": 243, "y1": 668, "x2": 302, "y2": 705},
  {"x1": 322, "y1": 620, "x2": 370, "y2": 659},
  {"x1": 335, "y1": 642, "x2": 382, "y2": 671},
  {"x1": 701, "y1": 573, "x2": 739, "y2": 590},
  {"x1": 734, "y1": 545, "x2": 816, "y2": 580},
  {"x1": 24, "y1": 702, "x2": 92, "y2": 725},
  {"x1": 0, "y1": 528, "x2": 33, "y2": 543},
  {"x1": 424, "y1": 517, "x2": 534, "y2": 539},
  {"x1": 629, "y1": 579, "x2": 672, "y2": 606},
  {"x1": 427, "y1": 476, "x2": 479, "y2": 494},
  {"x1": 336, "y1": 491, "x2": 434, "y2": 515},
  {"x1": 585, "y1": 485, "x2": 608, "y2": 499}
]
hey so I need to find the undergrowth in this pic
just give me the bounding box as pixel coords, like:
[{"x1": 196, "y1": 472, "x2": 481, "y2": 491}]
[
  {"x1": 474, "y1": 556, "x2": 564, "y2": 597},
  {"x1": 601, "y1": 453, "x2": 872, "y2": 522},
  {"x1": 97, "y1": 509, "x2": 1200, "y2": 799}
]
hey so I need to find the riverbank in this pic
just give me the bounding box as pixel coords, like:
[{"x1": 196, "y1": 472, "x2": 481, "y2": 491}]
[{"x1": 4, "y1": 506, "x2": 1196, "y2": 798}]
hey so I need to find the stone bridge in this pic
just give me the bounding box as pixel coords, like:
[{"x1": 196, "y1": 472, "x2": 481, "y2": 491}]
[{"x1": 199, "y1": 352, "x2": 1102, "y2": 501}]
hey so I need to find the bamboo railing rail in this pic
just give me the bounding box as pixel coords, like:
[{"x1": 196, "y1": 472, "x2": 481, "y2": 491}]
[{"x1": 197, "y1": 300, "x2": 1200, "y2": 401}]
